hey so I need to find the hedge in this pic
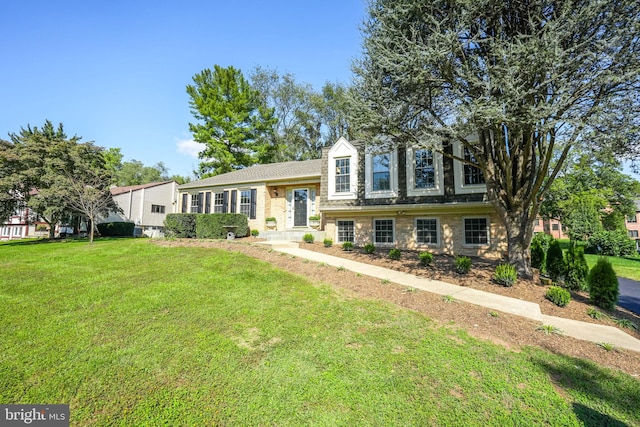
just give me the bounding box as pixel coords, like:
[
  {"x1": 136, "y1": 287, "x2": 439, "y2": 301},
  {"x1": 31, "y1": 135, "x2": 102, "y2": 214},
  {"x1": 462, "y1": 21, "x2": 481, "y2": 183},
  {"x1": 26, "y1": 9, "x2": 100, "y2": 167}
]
[
  {"x1": 164, "y1": 213, "x2": 249, "y2": 239},
  {"x1": 97, "y1": 221, "x2": 135, "y2": 237}
]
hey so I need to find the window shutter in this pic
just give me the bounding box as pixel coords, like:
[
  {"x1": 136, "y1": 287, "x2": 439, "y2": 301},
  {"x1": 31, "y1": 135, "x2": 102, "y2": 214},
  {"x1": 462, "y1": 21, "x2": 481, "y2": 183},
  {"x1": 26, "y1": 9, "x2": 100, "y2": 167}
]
[
  {"x1": 230, "y1": 190, "x2": 237, "y2": 213},
  {"x1": 223, "y1": 191, "x2": 229, "y2": 213},
  {"x1": 250, "y1": 188, "x2": 257, "y2": 219},
  {"x1": 181, "y1": 194, "x2": 188, "y2": 213},
  {"x1": 197, "y1": 192, "x2": 204, "y2": 213},
  {"x1": 204, "y1": 192, "x2": 211, "y2": 214}
]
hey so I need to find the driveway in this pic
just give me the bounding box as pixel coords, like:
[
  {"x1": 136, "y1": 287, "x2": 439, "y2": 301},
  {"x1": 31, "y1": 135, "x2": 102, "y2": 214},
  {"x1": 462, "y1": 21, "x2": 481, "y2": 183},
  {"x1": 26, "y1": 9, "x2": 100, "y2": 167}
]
[{"x1": 618, "y1": 277, "x2": 640, "y2": 315}]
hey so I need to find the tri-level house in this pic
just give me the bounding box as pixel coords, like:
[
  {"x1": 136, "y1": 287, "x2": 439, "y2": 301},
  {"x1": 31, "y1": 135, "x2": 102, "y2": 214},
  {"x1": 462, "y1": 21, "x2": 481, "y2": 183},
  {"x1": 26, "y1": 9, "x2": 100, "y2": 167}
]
[{"x1": 177, "y1": 137, "x2": 508, "y2": 258}]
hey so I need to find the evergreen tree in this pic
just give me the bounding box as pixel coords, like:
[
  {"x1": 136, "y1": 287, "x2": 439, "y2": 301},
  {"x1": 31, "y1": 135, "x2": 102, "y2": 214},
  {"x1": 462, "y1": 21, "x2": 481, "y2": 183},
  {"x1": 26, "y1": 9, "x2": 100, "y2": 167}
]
[{"x1": 564, "y1": 242, "x2": 589, "y2": 291}]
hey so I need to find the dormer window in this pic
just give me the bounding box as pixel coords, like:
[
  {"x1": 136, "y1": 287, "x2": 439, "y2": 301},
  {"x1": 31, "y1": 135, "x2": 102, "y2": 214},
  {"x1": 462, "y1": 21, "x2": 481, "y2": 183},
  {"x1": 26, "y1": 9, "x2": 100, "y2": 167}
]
[
  {"x1": 463, "y1": 147, "x2": 485, "y2": 185},
  {"x1": 365, "y1": 149, "x2": 398, "y2": 199},
  {"x1": 453, "y1": 140, "x2": 487, "y2": 194},
  {"x1": 335, "y1": 158, "x2": 351, "y2": 193},
  {"x1": 406, "y1": 147, "x2": 444, "y2": 196},
  {"x1": 328, "y1": 137, "x2": 358, "y2": 200}
]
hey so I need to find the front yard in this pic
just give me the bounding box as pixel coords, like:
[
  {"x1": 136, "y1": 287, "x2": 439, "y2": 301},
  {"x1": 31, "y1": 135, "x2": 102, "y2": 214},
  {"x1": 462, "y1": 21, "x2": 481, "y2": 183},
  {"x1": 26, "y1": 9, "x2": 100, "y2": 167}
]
[{"x1": 1, "y1": 238, "x2": 639, "y2": 426}]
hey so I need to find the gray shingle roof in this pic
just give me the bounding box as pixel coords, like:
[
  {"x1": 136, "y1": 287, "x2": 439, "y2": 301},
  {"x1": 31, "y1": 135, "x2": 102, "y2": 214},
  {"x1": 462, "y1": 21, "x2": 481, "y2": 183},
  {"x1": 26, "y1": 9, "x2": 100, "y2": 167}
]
[{"x1": 179, "y1": 159, "x2": 322, "y2": 190}]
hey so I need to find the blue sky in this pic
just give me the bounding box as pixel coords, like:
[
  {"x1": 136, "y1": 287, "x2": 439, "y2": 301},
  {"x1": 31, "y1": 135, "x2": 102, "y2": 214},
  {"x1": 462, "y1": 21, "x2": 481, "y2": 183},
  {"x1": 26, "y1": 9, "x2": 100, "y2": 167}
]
[{"x1": 0, "y1": 0, "x2": 366, "y2": 178}]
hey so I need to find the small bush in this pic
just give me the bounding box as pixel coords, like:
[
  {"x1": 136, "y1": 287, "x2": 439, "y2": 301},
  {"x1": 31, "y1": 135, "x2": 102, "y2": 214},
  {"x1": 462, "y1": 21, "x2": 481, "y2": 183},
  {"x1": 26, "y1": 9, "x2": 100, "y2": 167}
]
[
  {"x1": 342, "y1": 241, "x2": 354, "y2": 251},
  {"x1": 97, "y1": 221, "x2": 135, "y2": 237},
  {"x1": 195, "y1": 213, "x2": 249, "y2": 239},
  {"x1": 586, "y1": 230, "x2": 636, "y2": 257},
  {"x1": 545, "y1": 240, "x2": 565, "y2": 283},
  {"x1": 363, "y1": 243, "x2": 375, "y2": 254},
  {"x1": 303, "y1": 233, "x2": 315, "y2": 243},
  {"x1": 251, "y1": 229, "x2": 259, "y2": 237},
  {"x1": 323, "y1": 238, "x2": 333, "y2": 247},
  {"x1": 564, "y1": 242, "x2": 589, "y2": 291},
  {"x1": 545, "y1": 286, "x2": 571, "y2": 307},
  {"x1": 494, "y1": 264, "x2": 517, "y2": 287},
  {"x1": 388, "y1": 248, "x2": 401, "y2": 260},
  {"x1": 531, "y1": 232, "x2": 554, "y2": 273},
  {"x1": 265, "y1": 217, "x2": 276, "y2": 222},
  {"x1": 588, "y1": 257, "x2": 619, "y2": 310},
  {"x1": 419, "y1": 251, "x2": 433, "y2": 266},
  {"x1": 530, "y1": 239, "x2": 545, "y2": 270},
  {"x1": 454, "y1": 256, "x2": 472, "y2": 274}
]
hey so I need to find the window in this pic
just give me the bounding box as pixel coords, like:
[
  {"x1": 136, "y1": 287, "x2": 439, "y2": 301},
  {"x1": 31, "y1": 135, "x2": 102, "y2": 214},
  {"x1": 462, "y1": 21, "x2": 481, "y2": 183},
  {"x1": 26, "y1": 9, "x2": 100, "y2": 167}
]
[
  {"x1": 416, "y1": 218, "x2": 439, "y2": 245},
  {"x1": 463, "y1": 147, "x2": 485, "y2": 185},
  {"x1": 337, "y1": 220, "x2": 355, "y2": 243},
  {"x1": 214, "y1": 193, "x2": 225, "y2": 213},
  {"x1": 151, "y1": 204, "x2": 165, "y2": 214},
  {"x1": 630, "y1": 230, "x2": 639, "y2": 238},
  {"x1": 374, "y1": 219, "x2": 394, "y2": 245},
  {"x1": 535, "y1": 218, "x2": 541, "y2": 226},
  {"x1": 628, "y1": 214, "x2": 638, "y2": 223},
  {"x1": 335, "y1": 158, "x2": 351, "y2": 193},
  {"x1": 239, "y1": 190, "x2": 251, "y2": 217},
  {"x1": 190, "y1": 193, "x2": 201, "y2": 213},
  {"x1": 414, "y1": 150, "x2": 435, "y2": 189},
  {"x1": 552, "y1": 223, "x2": 559, "y2": 231},
  {"x1": 464, "y1": 218, "x2": 489, "y2": 245},
  {"x1": 372, "y1": 153, "x2": 391, "y2": 191}
]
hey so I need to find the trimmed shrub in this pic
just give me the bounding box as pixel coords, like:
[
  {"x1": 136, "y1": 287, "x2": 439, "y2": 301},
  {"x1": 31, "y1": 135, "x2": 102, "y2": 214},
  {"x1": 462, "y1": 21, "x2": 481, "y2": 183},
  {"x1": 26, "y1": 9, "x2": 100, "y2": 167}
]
[
  {"x1": 164, "y1": 214, "x2": 197, "y2": 238},
  {"x1": 195, "y1": 214, "x2": 249, "y2": 239},
  {"x1": 564, "y1": 242, "x2": 589, "y2": 291},
  {"x1": 97, "y1": 221, "x2": 135, "y2": 237},
  {"x1": 303, "y1": 233, "x2": 315, "y2": 243},
  {"x1": 494, "y1": 264, "x2": 517, "y2": 287},
  {"x1": 531, "y1": 232, "x2": 554, "y2": 273},
  {"x1": 342, "y1": 241, "x2": 354, "y2": 251},
  {"x1": 588, "y1": 257, "x2": 619, "y2": 310},
  {"x1": 251, "y1": 229, "x2": 259, "y2": 237},
  {"x1": 545, "y1": 240, "x2": 565, "y2": 283},
  {"x1": 323, "y1": 238, "x2": 333, "y2": 248},
  {"x1": 454, "y1": 256, "x2": 472, "y2": 274},
  {"x1": 585, "y1": 230, "x2": 636, "y2": 257},
  {"x1": 530, "y1": 239, "x2": 545, "y2": 270},
  {"x1": 363, "y1": 243, "x2": 375, "y2": 254},
  {"x1": 419, "y1": 251, "x2": 433, "y2": 266},
  {"x1": 388, "y1": 248, "x2": 401, "y2": 260},
  {"x1": 545, "y1": 286, "x2": 571, "y2": 307}
]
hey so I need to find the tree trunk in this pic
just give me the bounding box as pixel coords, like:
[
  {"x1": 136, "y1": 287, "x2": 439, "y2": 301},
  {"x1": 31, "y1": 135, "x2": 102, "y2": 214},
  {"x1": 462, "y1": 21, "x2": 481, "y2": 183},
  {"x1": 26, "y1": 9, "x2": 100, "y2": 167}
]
[
  {"x1": 494, "y1": 205, "x2": 536, "y2": 279},
  {"x1": 89, "y1": 217, "x2": 95, "y2": 244}
]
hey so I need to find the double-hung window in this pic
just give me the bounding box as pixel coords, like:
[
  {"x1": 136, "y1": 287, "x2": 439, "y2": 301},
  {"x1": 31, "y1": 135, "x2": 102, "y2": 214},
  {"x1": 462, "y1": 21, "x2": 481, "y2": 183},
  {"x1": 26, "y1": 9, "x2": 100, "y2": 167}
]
[
  {"x1": 214, "y1": 193, "x2": 225, "y2": 213},
  {"x1": 372, "y1": 154, "x2": 391, "y2": 191},
  {"x1": 374, "y1": 219, "x2": 394, "y2": 245},
  {"x1": 337, "y1": 220, "x2": 355, "y2": 243},
  {"x1": 335, "y1": 158, "x2": 350, "y2": 193},
  {"x1": 239, "y1": 190, "x2": 251, "y2": 217},
  {"x1": 463, "y1": 147, "x2": 485, "y2": 185},
  {"x1": 414, "y1": 150, "x2": 435, "y2": 189},
  {"x1": 464, "y1": 218, "x2": 489, "y2": 245},
  {"x1": 416, "y1": 218, "x2": 439, "y2": 245}
]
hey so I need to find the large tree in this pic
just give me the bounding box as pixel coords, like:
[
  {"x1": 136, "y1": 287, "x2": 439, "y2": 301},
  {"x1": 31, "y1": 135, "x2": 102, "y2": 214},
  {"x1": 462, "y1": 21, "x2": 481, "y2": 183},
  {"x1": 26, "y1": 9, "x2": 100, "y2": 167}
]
[
  {"x1": 352, "y1": 0, "x2": 640, "y2": 278},
  {"x1": 187, "y1": 65, "x2": 277, "y2": 177}
]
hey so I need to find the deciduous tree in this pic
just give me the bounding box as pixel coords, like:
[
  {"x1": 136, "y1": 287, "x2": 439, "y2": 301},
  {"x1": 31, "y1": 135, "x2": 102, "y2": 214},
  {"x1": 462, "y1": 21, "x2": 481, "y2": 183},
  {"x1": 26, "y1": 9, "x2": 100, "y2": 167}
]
[{"x1": 352, "y1": 0, "x2": 640, "y2": 278}]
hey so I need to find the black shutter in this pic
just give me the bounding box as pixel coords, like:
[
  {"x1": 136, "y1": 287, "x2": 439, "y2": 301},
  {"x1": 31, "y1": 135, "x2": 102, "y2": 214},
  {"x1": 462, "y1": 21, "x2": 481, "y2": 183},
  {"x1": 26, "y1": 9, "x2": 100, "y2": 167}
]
[
  {"x1": 223, "y1": 191, "x2": 229, "y2": 213},
  {"x1": 230, "y1": 190, "x2": 237, "y2": 213},
  {"x1": 205, "y1": 192, "x2": 211, "y2": 214},
  {"x1": 181, "y1": 194, "x2": 188, "y2": 213},
  {"x1": 197, "y1": 192, "x2": 203, "y2": 213},
  {"x1": 250, "y1": 188, "x2": 257, "y2": 219}
]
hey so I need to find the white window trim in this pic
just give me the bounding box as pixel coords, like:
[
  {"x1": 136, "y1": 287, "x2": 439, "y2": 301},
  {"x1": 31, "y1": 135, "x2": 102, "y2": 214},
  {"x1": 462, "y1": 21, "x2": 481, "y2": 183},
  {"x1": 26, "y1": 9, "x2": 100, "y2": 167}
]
[
  {"x1": 365, "y1": 149, "x2": 398, "y2": 199},
  {"x1": 452, "y1": 140, "x2": 487, "y2": 195},
  {"x1": 373, "y1": 217, "x2": 396, "y2": 246},
  {"x1": 328, "y1": 137, "x2": 358, "y2": 200},
  {"x1": 462, "y1": 216, "x2": 491, "y2": 247},
  {"x1": 335, "y1": 218, "x2": 356, "y2": 243},
  {"x1": 406, "y1": 147, "x2": 444, "y2": 196},
  {"x1": 414, "y1": 217, "x2": 441, "y2": 247}
]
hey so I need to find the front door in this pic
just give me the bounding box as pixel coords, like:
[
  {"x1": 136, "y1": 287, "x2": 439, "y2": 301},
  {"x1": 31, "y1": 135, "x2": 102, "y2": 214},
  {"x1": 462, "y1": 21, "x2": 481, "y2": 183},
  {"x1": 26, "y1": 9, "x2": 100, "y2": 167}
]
[{"x1": 293, "y1": 189, "x2": 308, "y2": 227}]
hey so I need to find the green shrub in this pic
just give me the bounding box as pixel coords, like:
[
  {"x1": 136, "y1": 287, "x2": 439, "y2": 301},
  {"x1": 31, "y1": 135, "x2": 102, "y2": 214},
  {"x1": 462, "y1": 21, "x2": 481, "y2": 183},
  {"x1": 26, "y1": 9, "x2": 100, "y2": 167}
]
[
  {"x1": 164, "y1": 214, "x2": 197, "y2": 238},
  {"x1": 588, "y1": 257, "x2": 619, "y2": 310},
  {"x1": 323, "y1": 238, "x2": 333, "y2": 247},
  {"x1": 494, "y1": 264, "x2": 517, "y2": 287},
  {"x1": 303, "y1": 233, "x2": 315, "y2": 243},
  {"x1": 585, "y1": 230, "x2": 636, "y2": 257},
  {"x1": 454, "y1": 256, "x2": 472, "y2": 274},
  {"x1": 545, "y1": 240, "x2": 565, "y2": 283},
  {"x1": 195, "y1": 214, "x2": 249, "y2": 239},
  {"x1": 251, "y1": 229, "x2": 259, "y2": 237},
  {"x1": 97, "y1": 221, "x2": 135, "y2": 237},
  {"x1": 564, "y1": 242, "x2": 589, "y2": 291},
  {"x1": 531, "y1": 232, "x2": 554, "y2": 273},
  {"x1": 388, "y1": 248, "x2": 401, "y2": 260},
  {"x1": 419, "y1": 251, "x2": 433, "y2": 266},
  {"x1": 342, "y1": 241, "x2": 354, "y2": 251},
  {"x1": 545, "y1": 286, "x2": 571, "y2": 307},
  {"x1": 363, "y1": 243, "x2": 375, "y2": 254},
  {"x1": 265, "y1": 217, "x2": 276, "y2": 222},
  {"x1": 530, "y1": 239, "x2": 545, "y2": 270}
]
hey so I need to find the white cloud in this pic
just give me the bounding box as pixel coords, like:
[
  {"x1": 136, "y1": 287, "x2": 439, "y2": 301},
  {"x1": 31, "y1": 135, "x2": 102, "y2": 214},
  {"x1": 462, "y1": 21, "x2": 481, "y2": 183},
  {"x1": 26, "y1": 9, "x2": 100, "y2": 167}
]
[{"x1": 176, "y1": 138, "x2": 205, "y2": 158}]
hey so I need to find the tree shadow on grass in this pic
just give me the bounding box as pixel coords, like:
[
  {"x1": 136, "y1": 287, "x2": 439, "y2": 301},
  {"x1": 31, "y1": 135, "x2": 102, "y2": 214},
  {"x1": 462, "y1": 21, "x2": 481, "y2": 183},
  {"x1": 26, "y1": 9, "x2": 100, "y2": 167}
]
[{"x1": 531, "y1": 352, "x2": 640, "y2": 426}]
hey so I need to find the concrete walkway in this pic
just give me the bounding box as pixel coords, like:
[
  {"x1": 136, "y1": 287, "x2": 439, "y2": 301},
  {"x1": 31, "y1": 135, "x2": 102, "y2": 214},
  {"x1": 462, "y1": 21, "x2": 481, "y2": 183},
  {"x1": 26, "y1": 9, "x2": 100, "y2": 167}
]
[{"x1": 259, "y1": 241, "x2": 640, "y2": 353}]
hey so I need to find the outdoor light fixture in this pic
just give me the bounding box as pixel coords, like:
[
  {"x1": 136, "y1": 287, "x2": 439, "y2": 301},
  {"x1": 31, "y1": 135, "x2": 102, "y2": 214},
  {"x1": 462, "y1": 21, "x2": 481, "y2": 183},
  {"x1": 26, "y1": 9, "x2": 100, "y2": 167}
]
[{"x1": 273, "y1": 187, "x2": 278, "y2": 197}]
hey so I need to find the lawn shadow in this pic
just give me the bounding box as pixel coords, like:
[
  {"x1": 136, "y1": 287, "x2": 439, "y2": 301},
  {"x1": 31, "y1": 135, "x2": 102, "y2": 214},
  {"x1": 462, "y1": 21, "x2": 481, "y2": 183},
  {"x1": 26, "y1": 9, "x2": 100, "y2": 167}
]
[{"x1": 532, "y1": 352, "x2": 640, "y2": 426}]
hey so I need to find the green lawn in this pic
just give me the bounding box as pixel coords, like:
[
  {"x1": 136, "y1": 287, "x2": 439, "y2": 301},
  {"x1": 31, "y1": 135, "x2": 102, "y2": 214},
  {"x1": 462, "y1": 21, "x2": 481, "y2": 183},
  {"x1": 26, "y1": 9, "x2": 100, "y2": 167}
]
[
  {"x1": 1, "y1": 238, "x2": 639, "y2": 426},
  {"x1": 557, "y1": 239, "x2": 640, "y2": 281}
]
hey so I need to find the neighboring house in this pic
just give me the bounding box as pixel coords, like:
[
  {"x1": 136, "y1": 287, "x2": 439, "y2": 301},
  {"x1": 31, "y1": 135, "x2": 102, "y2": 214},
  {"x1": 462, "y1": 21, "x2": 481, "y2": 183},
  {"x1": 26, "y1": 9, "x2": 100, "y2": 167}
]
[
  {"x1": 532, "y1": 217, "x2": 569, "y2": 240},
  {"x1": 177, "y1": 160, "x2": 322, "y2": 240},
  {"x1": 178, "y1": 137, "x2": 508, "y2": 258},
  {"x1": 626, "y1": 200, "x2": 640, "y2": 251},
  {"x1": 101, "y1": 181, "x2": 179, "y2": 237},
  {"x1": 0, "y1": 204, "x2": 36, "y2": 240}
]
